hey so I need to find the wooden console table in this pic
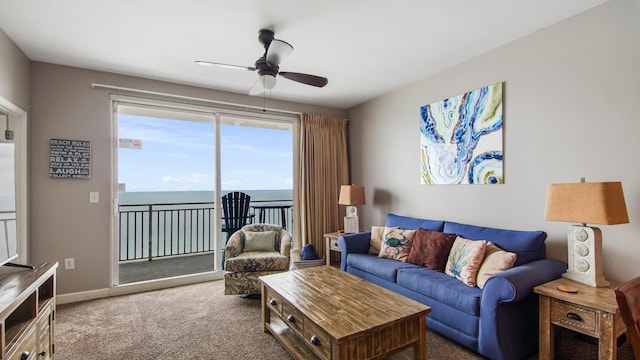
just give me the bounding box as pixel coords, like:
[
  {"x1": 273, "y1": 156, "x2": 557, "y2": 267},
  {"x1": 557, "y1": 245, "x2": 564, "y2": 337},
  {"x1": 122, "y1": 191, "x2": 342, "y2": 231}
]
[
  {"x1": 260, "y1": 265, "x2": 430, "y2": 359},
  {"x1": 1, "y1": 262, "x2": 58, "y2": 360},
  {"x1": 535, "y1": 277, "x2": 625, "y2": 360}
]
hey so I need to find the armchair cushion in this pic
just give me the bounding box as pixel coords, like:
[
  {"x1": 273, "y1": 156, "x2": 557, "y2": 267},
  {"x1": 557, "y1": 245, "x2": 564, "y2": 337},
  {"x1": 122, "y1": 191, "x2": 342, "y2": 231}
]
[
  {"x1": 225, "y1": 251, "x2": 289, "y2": 273},
  {"x1": 243, "y1": 230, "x2": 276, "y2": 252}
]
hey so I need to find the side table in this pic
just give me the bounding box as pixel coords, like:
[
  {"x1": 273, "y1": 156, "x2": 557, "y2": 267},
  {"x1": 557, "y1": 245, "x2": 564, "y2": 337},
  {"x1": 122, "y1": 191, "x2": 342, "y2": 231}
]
[
  {"x1": 324, "y1": 232, "x2": 342, "y2": 267},
  {"x1": 534, "y1": 277, "x2": 625, "y2": 360}
]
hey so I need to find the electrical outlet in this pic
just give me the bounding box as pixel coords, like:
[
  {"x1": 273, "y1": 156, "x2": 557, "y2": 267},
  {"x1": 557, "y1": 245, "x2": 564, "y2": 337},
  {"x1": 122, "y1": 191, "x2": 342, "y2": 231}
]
[{"x1": 64, "y1": 258, "x2": 75, "y2": 270}]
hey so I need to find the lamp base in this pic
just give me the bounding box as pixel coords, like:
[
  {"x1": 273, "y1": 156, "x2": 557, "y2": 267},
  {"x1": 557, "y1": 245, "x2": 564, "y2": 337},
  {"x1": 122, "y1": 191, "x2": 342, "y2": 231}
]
[
  {"x1": 562, "y1": 271, "x2": 610, "y2": 287},
  {"x1": 343, "y1": 216, "x2": 359, "y2": 234},
  {"x1": 564, "y1": 225, "x2": 609, "y2": 288}
]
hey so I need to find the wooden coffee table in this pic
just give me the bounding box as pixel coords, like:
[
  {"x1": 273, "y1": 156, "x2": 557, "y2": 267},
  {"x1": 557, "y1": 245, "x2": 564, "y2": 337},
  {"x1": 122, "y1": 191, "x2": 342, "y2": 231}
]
[{"x1": 260, "y1": 265, "x2": 430, "y2": 359}]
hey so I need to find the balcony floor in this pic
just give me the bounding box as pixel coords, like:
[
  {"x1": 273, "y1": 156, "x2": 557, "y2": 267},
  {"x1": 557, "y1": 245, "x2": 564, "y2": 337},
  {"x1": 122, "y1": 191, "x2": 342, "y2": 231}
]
[{"x1": 119, "y1": 253, "x2": 217, "y2": 284}]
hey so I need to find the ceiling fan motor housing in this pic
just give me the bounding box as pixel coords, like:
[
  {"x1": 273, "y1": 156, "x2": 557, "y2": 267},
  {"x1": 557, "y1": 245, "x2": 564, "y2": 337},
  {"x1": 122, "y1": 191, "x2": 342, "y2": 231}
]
[
  {"x1": 255, "y1": 56, "x2": 278, "y2": 77},
  {"x1": 258, "y1": 29, "x2": 275, "y2": 49}
]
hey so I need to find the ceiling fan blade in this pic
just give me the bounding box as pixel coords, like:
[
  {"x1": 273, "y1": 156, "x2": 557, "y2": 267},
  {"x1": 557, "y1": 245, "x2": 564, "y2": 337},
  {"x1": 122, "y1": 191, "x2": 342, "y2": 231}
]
[
  {"x1": 266, "y1": 39, "x2": 293, "y2": 66},
  {"x1": 279, "y1": 72, "x2": 328, "y2": 87},
  {"x1": 194, "y1": 60, "x2": 256, "y2": 71}
]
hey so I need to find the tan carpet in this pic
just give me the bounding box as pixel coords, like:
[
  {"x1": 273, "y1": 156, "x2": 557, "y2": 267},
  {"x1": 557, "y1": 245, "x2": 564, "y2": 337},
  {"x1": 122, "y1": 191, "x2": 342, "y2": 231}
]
[{"x1": 56, "y1": 280, "x2": 483, "y2": 360}]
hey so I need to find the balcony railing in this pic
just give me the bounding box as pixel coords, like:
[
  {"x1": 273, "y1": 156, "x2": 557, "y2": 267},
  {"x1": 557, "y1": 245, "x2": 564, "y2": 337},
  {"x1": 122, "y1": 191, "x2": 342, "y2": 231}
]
[{"x1": 118, "y1": 200, "x2": 292, "y2": 262}]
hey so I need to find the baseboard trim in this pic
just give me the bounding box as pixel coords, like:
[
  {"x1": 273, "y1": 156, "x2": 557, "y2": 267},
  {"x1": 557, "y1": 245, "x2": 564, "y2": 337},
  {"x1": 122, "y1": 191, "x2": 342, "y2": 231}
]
[{"x1": 56, "y1": 272, "x2": 224, "y2": 304}]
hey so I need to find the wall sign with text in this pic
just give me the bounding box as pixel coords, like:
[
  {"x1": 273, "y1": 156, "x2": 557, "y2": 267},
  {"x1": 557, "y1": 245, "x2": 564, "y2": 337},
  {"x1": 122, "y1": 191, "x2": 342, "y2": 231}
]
[{"x1": 49, "y1": 138, "x2": 91, "y2": 179}]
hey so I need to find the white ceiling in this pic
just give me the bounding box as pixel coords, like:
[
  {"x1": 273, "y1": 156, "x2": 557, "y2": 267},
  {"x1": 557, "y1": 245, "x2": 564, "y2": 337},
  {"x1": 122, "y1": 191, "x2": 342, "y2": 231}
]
[{"x1": 0, "y1": 0, "x2": 609, "y2": 109}]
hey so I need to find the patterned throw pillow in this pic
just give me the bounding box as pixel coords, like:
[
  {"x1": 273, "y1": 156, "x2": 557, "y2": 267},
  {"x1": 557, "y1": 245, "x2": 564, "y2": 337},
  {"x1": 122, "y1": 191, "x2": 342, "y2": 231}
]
[
  {"x1": 369, "y1": 226, "x2": 398, "y2": 255},
  {"x1": 378, "y1": 227, "x2": 417, "y2": 262},
  {"x1": 476, "y1": 242, "x2": 517, "y2": 289},
  {"x1": 243, "y1": 231, "x2": 276, "y2": 252},
  {"x1": 445, "y1": 236, "x2": 487, "y2": 286},
  {"x1": 407, "y1": 228, "x2": 457, "y2": 271}
]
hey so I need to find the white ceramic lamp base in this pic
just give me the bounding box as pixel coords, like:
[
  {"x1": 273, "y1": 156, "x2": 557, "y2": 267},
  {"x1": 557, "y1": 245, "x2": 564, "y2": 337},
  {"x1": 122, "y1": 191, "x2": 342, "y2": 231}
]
[
  {"x1": 343, "y1": 205, "x2": 359, "y2": 233},
  {"x1": 562, "y1": 225, "x2": 610, "y2": 287}
]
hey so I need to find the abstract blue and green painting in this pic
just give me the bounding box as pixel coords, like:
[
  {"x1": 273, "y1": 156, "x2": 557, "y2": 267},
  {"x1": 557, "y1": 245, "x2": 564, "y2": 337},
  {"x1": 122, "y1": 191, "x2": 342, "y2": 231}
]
[{"x1": 420, "y1": 82, "x2": 503, "y2": 185}]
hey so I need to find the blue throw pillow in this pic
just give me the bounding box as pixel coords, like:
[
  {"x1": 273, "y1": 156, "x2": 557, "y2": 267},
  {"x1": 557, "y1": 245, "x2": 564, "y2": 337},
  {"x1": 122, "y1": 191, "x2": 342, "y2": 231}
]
[{"x1": 301, "y1": 244, "x2": 320, "y2": 260}]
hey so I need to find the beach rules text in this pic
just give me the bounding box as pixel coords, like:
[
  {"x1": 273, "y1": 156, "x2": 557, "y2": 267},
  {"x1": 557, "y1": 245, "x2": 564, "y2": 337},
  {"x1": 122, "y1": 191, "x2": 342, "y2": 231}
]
[{"x1": 49, "y1": 139, "x2": 91, "y2": 179}]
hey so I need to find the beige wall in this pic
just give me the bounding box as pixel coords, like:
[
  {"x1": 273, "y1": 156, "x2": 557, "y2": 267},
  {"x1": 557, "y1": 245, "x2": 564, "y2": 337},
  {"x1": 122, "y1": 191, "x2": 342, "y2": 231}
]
[
  {"x1": 29, "y1": 62, "x2": 346, "y2": 294},
  {"x1": 348, "y1": 0, "x2": 640, "y2": 283},
  {"x1": 0, "y1": 29, "x2": 29, "y2": 111}
]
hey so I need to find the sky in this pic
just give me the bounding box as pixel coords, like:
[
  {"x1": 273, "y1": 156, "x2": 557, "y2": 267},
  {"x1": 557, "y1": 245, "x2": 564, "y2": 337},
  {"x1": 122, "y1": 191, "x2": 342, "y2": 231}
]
[{"x1": 117, "y1": 114, "x2": 293, "y2": 192}]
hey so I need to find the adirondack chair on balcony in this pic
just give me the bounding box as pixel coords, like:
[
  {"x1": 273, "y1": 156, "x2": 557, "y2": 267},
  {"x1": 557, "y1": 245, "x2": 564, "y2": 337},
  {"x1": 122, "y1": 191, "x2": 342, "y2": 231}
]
[{"x1": 221, "y1": 192, "x2": 254, "y2": 268}]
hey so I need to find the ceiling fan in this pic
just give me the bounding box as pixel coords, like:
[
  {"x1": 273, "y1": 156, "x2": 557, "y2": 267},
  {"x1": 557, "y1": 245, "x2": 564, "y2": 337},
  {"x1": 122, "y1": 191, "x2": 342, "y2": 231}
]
[{"x1": 196, "y1": 29, "x2": 328, "y2": 95}]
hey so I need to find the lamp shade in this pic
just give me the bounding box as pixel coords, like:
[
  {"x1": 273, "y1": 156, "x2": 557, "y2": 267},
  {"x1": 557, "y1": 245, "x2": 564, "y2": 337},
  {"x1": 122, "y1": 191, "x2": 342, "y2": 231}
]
[
  {"x1": 544, "y1": 182, "x2": 629, "y2": 225},
  {"x1": 338, "y1": 185, "x2": 366, "y2": 206}
]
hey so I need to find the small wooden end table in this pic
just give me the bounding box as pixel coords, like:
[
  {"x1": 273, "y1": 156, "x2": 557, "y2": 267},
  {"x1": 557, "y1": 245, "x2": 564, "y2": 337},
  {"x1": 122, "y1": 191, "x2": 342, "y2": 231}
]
[
  {"x1": 324, "y1": 232, "x2": 342, "y2": 266},
  {"x1": 534, "y1": 277, "x2": 625, "y2": 360}
]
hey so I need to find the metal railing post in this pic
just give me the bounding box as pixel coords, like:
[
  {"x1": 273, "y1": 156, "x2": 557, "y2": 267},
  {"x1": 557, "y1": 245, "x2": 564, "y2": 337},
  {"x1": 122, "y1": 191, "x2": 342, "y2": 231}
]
[{"x1": 147, "y1": 204, "x2": 153, "y2": 261}]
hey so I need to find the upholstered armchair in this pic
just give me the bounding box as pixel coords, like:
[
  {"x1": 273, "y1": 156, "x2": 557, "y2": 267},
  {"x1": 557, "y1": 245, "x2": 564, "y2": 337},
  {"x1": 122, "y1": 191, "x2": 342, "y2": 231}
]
[{"x1": 224, "y1": 224, "x2": 292, "y2": 295}]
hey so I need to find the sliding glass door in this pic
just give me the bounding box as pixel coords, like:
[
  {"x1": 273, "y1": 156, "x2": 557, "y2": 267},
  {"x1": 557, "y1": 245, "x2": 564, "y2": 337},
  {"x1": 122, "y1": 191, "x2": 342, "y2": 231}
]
[
  {"x1": 116, "y1": 105, "x2": 216, "y2": 284},
  {"x1": 112, "y1": 99, "x2": 295, "y2": 286}
]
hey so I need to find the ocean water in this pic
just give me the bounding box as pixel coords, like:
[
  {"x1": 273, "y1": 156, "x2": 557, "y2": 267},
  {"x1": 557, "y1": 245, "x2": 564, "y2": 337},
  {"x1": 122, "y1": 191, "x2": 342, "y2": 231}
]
[{"x1": 119, "y1": 189, "x2": 292, "y2": 205}]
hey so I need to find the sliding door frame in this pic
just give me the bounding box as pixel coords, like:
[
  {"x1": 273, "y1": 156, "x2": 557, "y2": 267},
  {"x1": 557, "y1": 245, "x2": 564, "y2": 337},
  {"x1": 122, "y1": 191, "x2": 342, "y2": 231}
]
[
  {"x1": 0, "y1": 96, "x2": 28, "y2": 265},
  {"x1": 109, "y1": 94, "x2": 299, "y2": 290}
]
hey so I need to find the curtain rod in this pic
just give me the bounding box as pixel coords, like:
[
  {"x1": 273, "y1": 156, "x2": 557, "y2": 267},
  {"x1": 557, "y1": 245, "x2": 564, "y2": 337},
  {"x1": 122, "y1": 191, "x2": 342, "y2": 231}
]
[{"x1": 90, "y1": 83, "x2": 302, "y2": 116}]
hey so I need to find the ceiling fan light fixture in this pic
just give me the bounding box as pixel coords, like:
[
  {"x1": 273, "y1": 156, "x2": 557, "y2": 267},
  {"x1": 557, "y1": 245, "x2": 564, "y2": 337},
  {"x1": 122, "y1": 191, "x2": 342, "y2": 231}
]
[
  {"x1": 260, "y1": 74, "x2": 277, "y2": 89},
  {"x1": 266, "y1": 39, "x2": 293, "y2": 66}
]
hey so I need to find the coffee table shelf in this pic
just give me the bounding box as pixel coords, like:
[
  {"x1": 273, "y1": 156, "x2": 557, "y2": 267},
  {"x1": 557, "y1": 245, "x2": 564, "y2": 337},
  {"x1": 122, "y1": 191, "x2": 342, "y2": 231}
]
[{"x1": 267, "y1": 317, "x2": 321, "y2": 359}]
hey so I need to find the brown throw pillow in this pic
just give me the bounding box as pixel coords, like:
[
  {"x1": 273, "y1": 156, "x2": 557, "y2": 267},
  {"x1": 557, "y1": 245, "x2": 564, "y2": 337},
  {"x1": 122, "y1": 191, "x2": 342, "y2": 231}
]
[{"x1": 407, "y1": 228, "x2": 457, "y2": 271}]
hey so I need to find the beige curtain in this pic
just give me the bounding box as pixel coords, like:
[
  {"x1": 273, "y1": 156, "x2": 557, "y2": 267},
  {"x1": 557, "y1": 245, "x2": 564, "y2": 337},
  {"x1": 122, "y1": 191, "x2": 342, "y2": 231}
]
[{"x1": 298, "y1": 113, "x2": 349, "y2": 258}]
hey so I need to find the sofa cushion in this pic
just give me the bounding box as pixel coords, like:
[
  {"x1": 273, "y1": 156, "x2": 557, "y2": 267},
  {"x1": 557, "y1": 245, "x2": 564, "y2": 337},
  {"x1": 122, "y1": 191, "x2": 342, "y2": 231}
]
[
  {"x1": 443, "y1": 221, "x2": 546, "y2": 266},
  {"x1": 476, "y1": 242, "x2": 517, "y2": 289},
  {"x1": 224, "y1": 251, "x2": 288, "y2": 273},
  {"x1": 379, "y1": 227, "x2": 417, "y2": 262},
  {"x1": 347, "y1": 253, "x2": 419, "y2": 282},
  {"x1": 386, "y1": 213, "x2": 445, "y2": 231},
  {"x1": 407, "y1": 229, "x2": 457, "y2": 271},
  {"x1": 397, "y1": 267, "x2": 482, "y2": 316},
  {"x1": 445, "y1": 237, "x2": 487, "y2": 287}
]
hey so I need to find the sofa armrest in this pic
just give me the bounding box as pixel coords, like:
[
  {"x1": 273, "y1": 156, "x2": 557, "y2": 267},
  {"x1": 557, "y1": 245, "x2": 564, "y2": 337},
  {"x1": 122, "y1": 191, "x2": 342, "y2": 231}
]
[
  {"x1": 478, "y1": 259, "x2": 567, "y2": 360},
  {"x1": 482, "y1": 259, "x2": 567, "y2": 304},
  {"x1": 337, "y1": 232, "x2": 371, "y2": 271}
]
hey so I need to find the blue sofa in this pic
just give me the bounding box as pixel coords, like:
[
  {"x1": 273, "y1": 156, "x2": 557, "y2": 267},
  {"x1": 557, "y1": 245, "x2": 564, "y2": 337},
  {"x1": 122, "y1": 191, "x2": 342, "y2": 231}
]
[{"x1": 338, "y1": 214, "x2": 566, "y2": 360}]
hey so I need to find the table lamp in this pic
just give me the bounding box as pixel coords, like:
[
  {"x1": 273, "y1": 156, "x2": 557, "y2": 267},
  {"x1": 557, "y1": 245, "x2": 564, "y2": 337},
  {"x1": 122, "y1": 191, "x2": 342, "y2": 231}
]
[
  {"x1": 338, "y1": 185, "x2": 366, "y2": 233},
  {"x1": 544, "y1": 180, "x2": 629, "y2": 287}
]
